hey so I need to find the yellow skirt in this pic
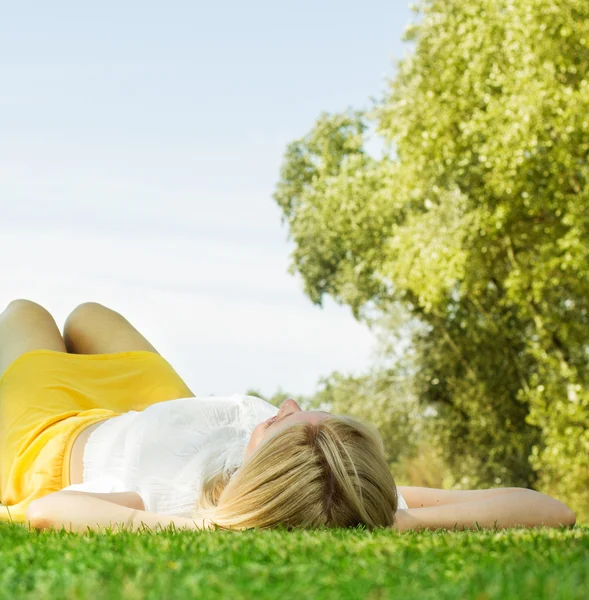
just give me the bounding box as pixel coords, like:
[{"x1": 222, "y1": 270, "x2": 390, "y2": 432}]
[{"x1": 0, "y1": 349, "x2": 193, "y2": 523}]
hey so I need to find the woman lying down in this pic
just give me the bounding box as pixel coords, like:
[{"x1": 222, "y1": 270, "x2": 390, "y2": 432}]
[{"x1": 0, "y1": 300, "x2": 576, "y2": 533}]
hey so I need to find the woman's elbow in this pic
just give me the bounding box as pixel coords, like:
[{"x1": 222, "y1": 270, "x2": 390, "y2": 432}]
[
  {"x1": 522, "y1": 488, "x2": 577, "y2": 528},
  {"x1": 26, "y1": 499, "x2": 55, "y2": 530},
  {"x1": 558, "y1": 505, "x2": 576, "y2": 528},
  {"x1": 545, "y1": 495, "x2": 576, "y2": 528},
  {"x1": 548, "y1": 493, "x2": 576, "y2": 528}
]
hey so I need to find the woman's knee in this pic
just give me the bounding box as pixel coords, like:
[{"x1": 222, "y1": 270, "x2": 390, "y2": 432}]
[
  {"x1": 0, "y1": 300, "x2": 65, "y2": 373},
  {"x1": 67, "y1": 302, "x2": 108, "y2": 319},
  {"x1": 64, "y1": 302, "x2": 111, "y2": 332},
  {"x1": 64, "y1": 302, "x2": 157, "y2": 355},
  {"x1": 1, "y1": 299, "x2": 53, "y2": 319}
]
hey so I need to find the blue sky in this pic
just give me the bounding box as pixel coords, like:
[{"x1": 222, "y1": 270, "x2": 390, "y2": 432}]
[{"x1": 0, "y1": 1, "x2": 414, "y2": 396}]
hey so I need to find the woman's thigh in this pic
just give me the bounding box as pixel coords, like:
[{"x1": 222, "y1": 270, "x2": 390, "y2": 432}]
[
  {"x1": 0, "y1": 300, "x2": 66, "y2": 379},
  {"x1": 63, "y1": 302, "x2": 160, "y2": 355}
]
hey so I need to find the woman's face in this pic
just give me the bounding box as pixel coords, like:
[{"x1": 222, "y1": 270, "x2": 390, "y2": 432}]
[{"x1": 244, "y1": 399, "x2": 329, "y2": 460}]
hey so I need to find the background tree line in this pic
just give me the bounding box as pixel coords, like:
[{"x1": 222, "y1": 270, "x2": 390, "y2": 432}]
[{"x1": 267, "y1": 0, "x2": 589, "y2": 520}]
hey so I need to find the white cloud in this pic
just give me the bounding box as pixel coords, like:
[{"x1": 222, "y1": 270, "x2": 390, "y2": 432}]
[
  {"x1": 0, "y1": 228, "x2": 377, "y2": 396},
  {"x1": 0, "y1": 0, "x2": 415, "y2": 403}
]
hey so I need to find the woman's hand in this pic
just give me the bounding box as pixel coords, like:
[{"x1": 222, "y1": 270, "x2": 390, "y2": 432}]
[{"x1": 392, "y1": 487, "x2": 576, "y2": 531}]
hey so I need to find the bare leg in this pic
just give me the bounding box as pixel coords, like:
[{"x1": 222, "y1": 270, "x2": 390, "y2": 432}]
[
  {"x1": 63, "y1": 302, "x2": 160, "y2": 355},
  {"x1": 0, "y1": 299, "x2": 67, "y2": 379},
  {"x1": 64, "y1": 302, "x2": 195, "y2": 401}
]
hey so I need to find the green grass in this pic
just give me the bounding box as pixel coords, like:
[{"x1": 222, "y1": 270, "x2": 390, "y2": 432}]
[{"x1": 1, "y1": 524, "x2": 587, "y2": 600}]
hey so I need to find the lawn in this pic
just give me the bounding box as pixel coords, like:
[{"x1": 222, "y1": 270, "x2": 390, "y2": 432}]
[{"x1": 1, "y1": 523, "x2": 587, "y2": 599}]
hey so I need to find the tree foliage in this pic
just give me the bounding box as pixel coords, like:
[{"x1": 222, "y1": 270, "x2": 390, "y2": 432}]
[
  {"x1": 274, "y1": 0, "x2": 589, "y2": 516},
  {"x1": 309, "y1": 368, "x2": 419, "y2": 464}
]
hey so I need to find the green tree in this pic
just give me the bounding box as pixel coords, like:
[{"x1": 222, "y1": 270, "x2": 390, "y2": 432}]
[
  {"x1": 274, "y1": 0, "x2": 589, "y2": 516},
  {"x1": 309, "y1": 367, "x2": 419, "y2": 465}
]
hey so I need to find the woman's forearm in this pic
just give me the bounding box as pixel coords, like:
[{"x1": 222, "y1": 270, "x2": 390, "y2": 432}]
[
  {"x1": 27, "y1": 493, "x2": 206, "y2": 533},
  {"x1": 397, "y1": 486, "x2": 522, "y2": 508},
  {"x1": 393, "y1": 488, "x2": 576, "y2": 531}
]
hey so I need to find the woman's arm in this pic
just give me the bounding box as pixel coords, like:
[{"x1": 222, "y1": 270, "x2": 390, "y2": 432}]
[
  {"x1": 60, "y1": 491, "x2": 147, "y2": 510},
  {"x1": 397, "y1": 486, "x2": 522, "y2": 508},
  {"x1": 26, "y1": 491, "x2": 207, "y2": 533},
  {"x1": 393, "y1": 488, "x2": 576, "y2": 531}
]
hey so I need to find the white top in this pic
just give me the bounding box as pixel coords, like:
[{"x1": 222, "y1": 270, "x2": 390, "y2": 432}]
[{"x1": 63, "y1": 394, "x2": 408, "y2": 516}]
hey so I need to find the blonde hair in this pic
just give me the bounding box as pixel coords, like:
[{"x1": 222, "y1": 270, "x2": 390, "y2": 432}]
[{"x1": 197, "y1": 416, "x2": 398, "y2": 530}]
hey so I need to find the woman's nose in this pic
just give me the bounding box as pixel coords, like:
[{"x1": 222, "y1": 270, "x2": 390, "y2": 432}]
[{"x1": 279, "y1": 398, "x2": 301, "y2": 415}]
